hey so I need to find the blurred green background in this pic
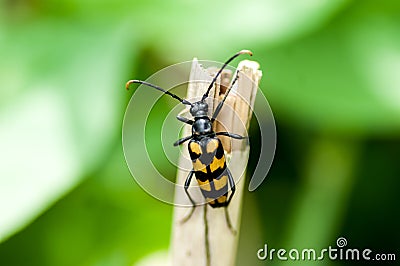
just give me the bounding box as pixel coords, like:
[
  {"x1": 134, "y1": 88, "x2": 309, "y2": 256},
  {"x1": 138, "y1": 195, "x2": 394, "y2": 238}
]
[{"x1": 0, "y1": 0, "x2": 399, "y2": 265}]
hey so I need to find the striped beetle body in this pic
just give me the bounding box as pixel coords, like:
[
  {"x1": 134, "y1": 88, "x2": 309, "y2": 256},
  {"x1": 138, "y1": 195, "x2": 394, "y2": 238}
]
[{"x1": 189, "y1": 137, "x2": 230, "y2": 207}]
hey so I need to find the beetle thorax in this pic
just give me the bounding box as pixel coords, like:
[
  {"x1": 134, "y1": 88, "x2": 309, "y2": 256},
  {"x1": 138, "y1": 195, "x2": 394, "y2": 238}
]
[
  {"x1": 192, "y1": 117, "x2": 212, "y2": 135},
  {"x1": 190, "y1": 101, "x2": 212, "y2": 135}
]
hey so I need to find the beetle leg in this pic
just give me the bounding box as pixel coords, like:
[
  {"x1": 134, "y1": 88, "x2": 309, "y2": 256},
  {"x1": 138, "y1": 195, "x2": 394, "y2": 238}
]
[
  {"x1": 224, "y1": 207, "x2": 237, "y2": 235},
  {"x1": 225, "y1": 168, "x2": 237, "y2": 234},
  {"x1": 181, "y1": 170, "x2": 196, "y2": 224},
  {"x1": 216, "y1": 131, "x2": 247, "y2": 140},
  {"x1": 173, "y1": 135, "x2": 193, "y2": 146},
  {"x1": 176, "y1": 115, "x2": 194, "y2": 125},
  {"x1": 216, "y1": 132, "x2": 249, "y2": 145},
  {"x1": 226, "y1": 168, "x2": 236, "y2": 205}
]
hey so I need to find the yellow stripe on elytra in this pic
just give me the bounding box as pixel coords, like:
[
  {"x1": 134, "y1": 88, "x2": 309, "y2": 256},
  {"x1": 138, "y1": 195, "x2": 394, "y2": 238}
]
[
  {"x1": 206, "y1": 139, "x2": 219, "y2": 153},
  {"x1": 217, "y1": 195, "x2": 227, "y2": 203},
  {"x1": 209, "y1": 156, "x2": 225, "y2": 172},
  {"x1": 205, "y1": 198, "x2": 216, "y2": 205},
  {"x1": 213, "y1": 175, "x2": 227, "y2": 190},
  {"x1": 197, "y1": 180, "x2": 211, "y2": 191},
  {"x1": 193, "y1": 159, "x2": 207, "y2": 173},
  {"x1": 189, "y1": 142, "x2": 202, "y2": 155}
]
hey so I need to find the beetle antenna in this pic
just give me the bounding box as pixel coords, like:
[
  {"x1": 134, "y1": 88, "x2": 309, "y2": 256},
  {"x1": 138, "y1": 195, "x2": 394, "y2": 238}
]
[
  {"x1": 201, "y1": 50, "x2": 252, "y2": 102},
  {"x1": 126, "y1": 80, "x2": 193, "y2": 106}
]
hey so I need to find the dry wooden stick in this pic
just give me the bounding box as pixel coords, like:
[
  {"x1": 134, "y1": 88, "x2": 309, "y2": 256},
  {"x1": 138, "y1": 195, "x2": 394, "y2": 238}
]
[{"x1": 170, "y1": 58, "x2": 262, "y2": 266}]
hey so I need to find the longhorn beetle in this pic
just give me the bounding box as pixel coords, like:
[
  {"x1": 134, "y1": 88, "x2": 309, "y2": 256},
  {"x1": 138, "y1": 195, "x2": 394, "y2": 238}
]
[{"x1": 126, "y1": 50, "x2": 252, "y2": 231}]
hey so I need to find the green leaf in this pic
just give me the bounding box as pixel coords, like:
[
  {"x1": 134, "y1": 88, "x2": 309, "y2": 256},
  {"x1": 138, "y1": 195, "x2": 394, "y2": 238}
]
[
  {"x1": 259, "y1": 1, "x2": 400, "y2": 135},
  {"x1": 0, "y1": 18, "x2": 134, "y2": 241}
]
